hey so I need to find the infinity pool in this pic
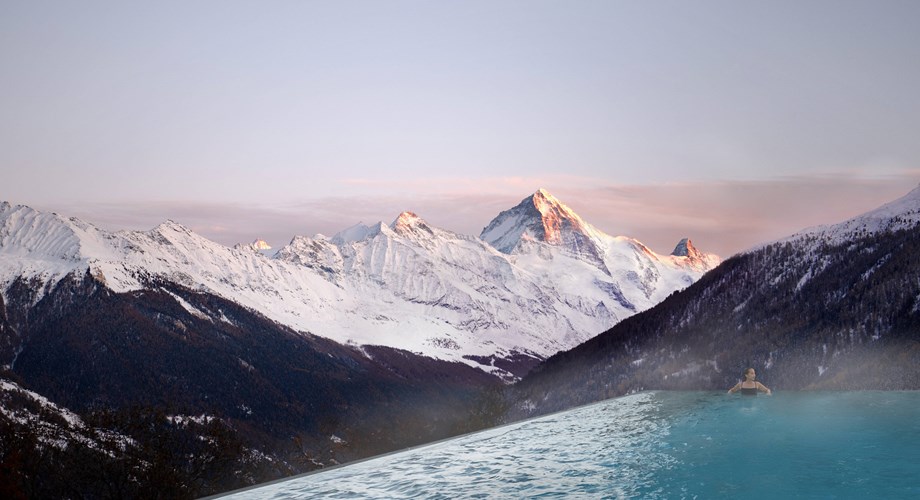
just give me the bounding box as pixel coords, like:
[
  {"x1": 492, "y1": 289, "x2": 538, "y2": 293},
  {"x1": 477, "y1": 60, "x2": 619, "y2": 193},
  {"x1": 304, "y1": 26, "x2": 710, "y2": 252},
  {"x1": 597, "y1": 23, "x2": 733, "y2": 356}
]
[{"x1": 222, "y1": 391, "x2": 920, "y2": 498}]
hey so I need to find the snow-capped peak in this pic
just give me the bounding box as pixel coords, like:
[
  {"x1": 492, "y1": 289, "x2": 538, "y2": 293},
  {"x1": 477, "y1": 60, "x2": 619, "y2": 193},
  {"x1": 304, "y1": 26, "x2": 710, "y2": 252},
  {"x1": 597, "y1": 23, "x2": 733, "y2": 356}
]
[
  {"x1": 393, "y1": 211, "x2": 422, "y2": 225},
  {"x1": 531, "y1": 189, "x2": 598, "y2": 243},
  {"x1": 481, "y1": 189, "x2": 605, "y2": 253},
  {"x1": 331, "y1": 222, "x2": 382, "y2": 244},
  {"x1": 391, "y1": 211, "x2": 435, "y2": 237},
  {"x1": 154, "y1": 219, "x2": 194, "y2": 236},
  {"x1": 480, "y1": 188, "x2": 610, "y2": 271},
  {"x1": 667, "y1": 237, "x2": 720, "y2": 272},
  {"x1": 233, "y1": 238, "x2": 273, "y2": 254},
  {"x1": 251, "y1": 239, "x2": 271, "y2": 250},
  {"x1": 671, "y1": 238, "x2": 700, "y2": 258},
  {"x1": 0, "y1": 202, "x2": 93, "y2": 262}
]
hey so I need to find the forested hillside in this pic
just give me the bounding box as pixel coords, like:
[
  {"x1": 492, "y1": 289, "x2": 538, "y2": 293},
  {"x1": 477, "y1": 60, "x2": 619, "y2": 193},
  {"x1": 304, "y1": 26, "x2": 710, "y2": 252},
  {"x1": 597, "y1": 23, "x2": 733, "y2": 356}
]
[
  {"x1": 1, "y1": 270, "x2": 503, "y2": 497},
  {"x1": 511, "y1": 224, "x2": 920, "y2": 419}
]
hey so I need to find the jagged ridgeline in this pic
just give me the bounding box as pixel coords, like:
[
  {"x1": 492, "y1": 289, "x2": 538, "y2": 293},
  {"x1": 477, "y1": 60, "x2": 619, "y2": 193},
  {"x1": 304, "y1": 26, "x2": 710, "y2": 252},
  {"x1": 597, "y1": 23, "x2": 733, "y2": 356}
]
[
  {"x1": 0, "y1": 190, "x2": 717, "y2": 496},
  {"x1": 511, "y1": 184, "x2": 920, "y2": 419},
  {"x1": 0, "y1": 191, "x2": 718, "y2": 381}
]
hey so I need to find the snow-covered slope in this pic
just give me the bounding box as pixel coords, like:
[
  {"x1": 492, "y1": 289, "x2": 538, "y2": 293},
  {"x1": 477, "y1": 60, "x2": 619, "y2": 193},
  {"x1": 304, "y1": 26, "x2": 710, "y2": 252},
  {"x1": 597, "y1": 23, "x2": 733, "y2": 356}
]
[
  {"x1": 481, "y1": 189, "x2": 607, "y2": 258},
  {"x1": 0, "y1": 191, "x2": 721, "y2": 379},
  {"x1": 0, "y1": 201, "x2": 347, "y2": 334},
  {"x1": 1, "y1": 376, "x2": 132, "y2": 452},
  {"x1": 779, "y1": 182, "x2": 920, "y2": 245},
  {"x1": 480, "y1": 190, "x2": 720, "y2": 302},
  {"x1": 274, "y1": 210, "x2": 603, "y2": 372}
]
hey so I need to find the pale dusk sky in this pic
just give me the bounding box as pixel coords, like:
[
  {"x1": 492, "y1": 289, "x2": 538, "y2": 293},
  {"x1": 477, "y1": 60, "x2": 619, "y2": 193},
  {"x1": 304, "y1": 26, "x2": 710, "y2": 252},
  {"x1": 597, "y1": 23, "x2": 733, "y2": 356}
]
[{"x1": 2, "y1": 1, "x2": 919, "y2": 257}]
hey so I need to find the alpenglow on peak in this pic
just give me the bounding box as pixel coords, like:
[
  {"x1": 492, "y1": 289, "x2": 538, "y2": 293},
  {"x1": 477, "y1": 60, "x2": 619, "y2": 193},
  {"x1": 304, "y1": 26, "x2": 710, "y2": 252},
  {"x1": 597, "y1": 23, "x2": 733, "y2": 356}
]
[
  {"x1": 234, "y1": 238, "x2": 273, "y2": 253},
  {"x1": 671, "y1": 238, "x2": 699, "y2": 258},
  {"x1": 479, "y1": 189, "x2": 605, "y2": 255},
  {"x1": 391, "y1": 211, "x2": 435, "y2": 237}
]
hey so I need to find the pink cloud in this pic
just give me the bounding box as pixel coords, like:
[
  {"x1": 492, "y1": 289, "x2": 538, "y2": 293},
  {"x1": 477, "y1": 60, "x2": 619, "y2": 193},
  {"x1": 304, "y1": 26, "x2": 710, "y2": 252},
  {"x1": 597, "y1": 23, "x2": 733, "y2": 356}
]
[
  {"x1": 52, "y1": 172, "x2": 919, "y2": 259},
  {"x1": 553, "y1": 175, "x2": 920, "y2": 256}
]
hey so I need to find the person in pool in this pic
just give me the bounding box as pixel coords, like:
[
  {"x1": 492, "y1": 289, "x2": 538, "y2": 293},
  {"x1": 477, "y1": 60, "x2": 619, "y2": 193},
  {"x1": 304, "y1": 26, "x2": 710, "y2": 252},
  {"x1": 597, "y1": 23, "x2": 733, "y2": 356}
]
[{"x1": 728, "y1": 368, "x2": 772, "y2": 395}]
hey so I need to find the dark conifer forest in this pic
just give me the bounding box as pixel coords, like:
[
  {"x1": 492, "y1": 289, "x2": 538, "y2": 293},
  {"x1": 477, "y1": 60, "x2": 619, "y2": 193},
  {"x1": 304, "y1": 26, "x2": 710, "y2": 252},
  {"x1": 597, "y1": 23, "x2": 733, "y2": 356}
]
[
  {"x1": 1, "y1": 272, "x2": 503, "y2": 497},
  {"x1": 511, "y1": 226, "x2": 920, "y2": 419}
]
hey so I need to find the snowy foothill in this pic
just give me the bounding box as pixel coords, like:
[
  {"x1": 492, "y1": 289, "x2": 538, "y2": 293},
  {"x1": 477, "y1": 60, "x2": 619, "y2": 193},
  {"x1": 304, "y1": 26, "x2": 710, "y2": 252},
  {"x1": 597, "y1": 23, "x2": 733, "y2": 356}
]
[{"x1": 0, "y1": 378, "x2": 135, "y2": 454}]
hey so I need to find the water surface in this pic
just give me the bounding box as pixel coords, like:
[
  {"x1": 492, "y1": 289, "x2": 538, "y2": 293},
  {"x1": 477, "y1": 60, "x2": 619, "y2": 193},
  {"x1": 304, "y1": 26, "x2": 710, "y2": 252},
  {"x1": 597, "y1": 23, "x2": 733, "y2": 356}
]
[{"x1": 223, "y1": 391, "x2": 920, "y2": 498}]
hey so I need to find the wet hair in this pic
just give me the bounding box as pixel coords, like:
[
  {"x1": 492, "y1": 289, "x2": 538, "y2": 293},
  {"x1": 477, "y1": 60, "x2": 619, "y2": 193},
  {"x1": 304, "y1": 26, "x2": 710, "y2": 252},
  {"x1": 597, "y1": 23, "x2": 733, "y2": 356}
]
[{"x1": 743, "y1": 367, "x2": 755, "y2": 381}]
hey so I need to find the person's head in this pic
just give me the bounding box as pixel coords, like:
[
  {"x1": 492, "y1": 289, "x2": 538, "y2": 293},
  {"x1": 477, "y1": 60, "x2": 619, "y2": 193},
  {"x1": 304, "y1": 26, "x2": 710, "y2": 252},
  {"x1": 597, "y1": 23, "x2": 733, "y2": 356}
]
[{"x1": 743, "y1": 368, "x2": 756, "y2": 381}]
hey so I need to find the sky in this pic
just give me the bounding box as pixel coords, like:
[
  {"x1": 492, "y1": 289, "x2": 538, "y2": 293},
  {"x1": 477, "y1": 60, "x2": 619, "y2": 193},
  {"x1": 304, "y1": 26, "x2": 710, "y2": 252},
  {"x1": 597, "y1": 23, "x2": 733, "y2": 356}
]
[{"x1": 2, "y1": 0, "x2": 919, "y2": 257}]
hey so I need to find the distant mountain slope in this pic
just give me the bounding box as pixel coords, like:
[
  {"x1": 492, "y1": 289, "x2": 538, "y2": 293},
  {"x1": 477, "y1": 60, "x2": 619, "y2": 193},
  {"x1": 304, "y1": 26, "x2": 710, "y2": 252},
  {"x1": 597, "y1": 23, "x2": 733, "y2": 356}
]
[
  {"x1": 0, "y1": 270, "x2": 501, "y2": 489},
  {"x1": 780, "y1": 182, "x2": 920, "y2": 244},
  {"x1": 511, "y1": 184, "x2": 920, "y2": 419},
  {"x1": 0, "y1": 191, "x2": 719, "y2": 378}
]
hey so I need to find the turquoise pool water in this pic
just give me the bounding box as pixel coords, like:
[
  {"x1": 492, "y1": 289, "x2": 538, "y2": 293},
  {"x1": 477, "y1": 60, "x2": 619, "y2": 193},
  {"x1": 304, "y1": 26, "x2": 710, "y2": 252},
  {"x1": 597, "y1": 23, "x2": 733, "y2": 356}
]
[{"x1": 223, "y1": 391, "x2": 920, "y2": 498}]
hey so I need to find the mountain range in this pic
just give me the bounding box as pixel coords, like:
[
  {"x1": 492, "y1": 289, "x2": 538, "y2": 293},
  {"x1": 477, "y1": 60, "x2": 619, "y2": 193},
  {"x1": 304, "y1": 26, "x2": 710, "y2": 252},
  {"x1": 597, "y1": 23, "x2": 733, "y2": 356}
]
[
  {"x1": 510, "y1": 183, "x2": 920, "y2": 419},
  {"x1": 0, "y1": 189, "x2": 718, "y2": 379},
  {"x1": 0, "y1": 189, "x2": 717, "y2": 496},
  {"x1": 6, "y1": 183, "x2": 918, "y2": 497}
]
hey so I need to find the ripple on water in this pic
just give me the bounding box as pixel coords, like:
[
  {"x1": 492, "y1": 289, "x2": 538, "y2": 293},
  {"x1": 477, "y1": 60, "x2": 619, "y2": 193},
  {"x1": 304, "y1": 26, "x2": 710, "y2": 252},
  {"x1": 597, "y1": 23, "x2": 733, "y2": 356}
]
[{"x1": 224, "y1": 391, "x2": 920, "y2": 499}]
